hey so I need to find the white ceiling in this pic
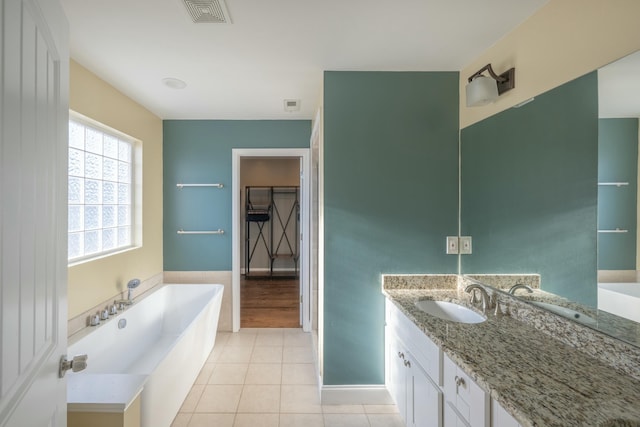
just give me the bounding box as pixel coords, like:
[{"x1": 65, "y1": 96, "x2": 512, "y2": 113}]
[
  {"x1": 598, "y1": 50, "x2": 640, "y2": 118},
  {"x1": 61, "y1": 0, "x2": 549, "y2": 120}
]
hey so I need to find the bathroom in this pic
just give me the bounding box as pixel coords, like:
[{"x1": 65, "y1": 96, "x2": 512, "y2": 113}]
[{"x1": 1, "y1": 0, "x2": 640, "y2": 426}]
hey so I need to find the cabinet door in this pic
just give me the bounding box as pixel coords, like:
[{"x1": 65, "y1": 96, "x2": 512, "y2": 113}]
[
  {"x1": 387, "y1": 332, "x2": 408, "y2": 424},
  {"x1": 443, "y1": 355, "x2": 489, "y2": 427},
  {"x1": 444, "y1": 401, "x2": 472, "y2": 427},
  {"x1": 409, "y1": 353, "x2": 442, "y2": 427},
  {"x1": 491, "y1": 400, "x2": 521, "y2": 427}
]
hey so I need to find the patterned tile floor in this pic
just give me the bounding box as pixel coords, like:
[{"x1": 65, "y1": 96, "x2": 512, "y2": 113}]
[{"x1": 171, "y1": 328, "x2": 403, "y2": 427}]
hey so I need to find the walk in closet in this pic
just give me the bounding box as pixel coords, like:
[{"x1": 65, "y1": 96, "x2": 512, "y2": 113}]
[{"x1": 245, "y1": 186, "x2": 300, "y2": 277}]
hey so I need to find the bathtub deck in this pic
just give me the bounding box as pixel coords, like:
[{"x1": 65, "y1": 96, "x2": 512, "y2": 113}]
[{"x1": 68, "y1": 374, "x2": 146, "y2": 413}]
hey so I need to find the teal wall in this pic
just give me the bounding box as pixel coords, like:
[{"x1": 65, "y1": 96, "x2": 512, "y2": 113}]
[
  {"x1": 460, "y1": 72, "x2": 599, "y2": 307},
  {"x1": 323, "y1": 71, "x2": 459, "y2": 385},
  {"x1": 598, "y1": 118, "x2": 639, "y2": 270},
  {"x1": 163, "y1": 120, "x2": 311, "y2": 271}
]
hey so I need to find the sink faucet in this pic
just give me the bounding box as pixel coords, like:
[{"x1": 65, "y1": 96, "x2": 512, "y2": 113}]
[
  {"x1": 464, "y1": 284, "x2": 490, "y2": 315},
  {"x1": 508, "y1": 283, "x2": 533, "y2": 295},
  {"x1": 119, "y1": 278, "x2": 140, "y2": 306}
]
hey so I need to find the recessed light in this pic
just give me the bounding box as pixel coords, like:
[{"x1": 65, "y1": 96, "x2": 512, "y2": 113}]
[{"x1": 162, "y1": 78, "x2": 187, "y2": 90}]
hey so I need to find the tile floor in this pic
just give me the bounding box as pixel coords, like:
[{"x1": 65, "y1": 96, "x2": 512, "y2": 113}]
[{"x1": 171, "y1": 328, "x2": 403, "y2": 427}]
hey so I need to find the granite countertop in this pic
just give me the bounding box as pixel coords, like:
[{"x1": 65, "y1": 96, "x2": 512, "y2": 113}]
[{"x1": 383, "y1": 285, "x2": 640, "y2": 427}]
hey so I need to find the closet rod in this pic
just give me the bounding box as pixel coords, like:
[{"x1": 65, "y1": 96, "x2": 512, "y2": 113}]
[
  {"x1": 176, "y1": 183, "x2": 224, "y2": 188},
  {"x1": 177, "y1": 229, "x2": 225, "y2": 235},
  {"x1": 597, "y1": 228, "x2": 628, "y2": 233}
]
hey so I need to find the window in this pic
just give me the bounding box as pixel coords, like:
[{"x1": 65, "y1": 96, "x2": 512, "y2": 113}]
[{"x1": 68, "y1": 113, "x2": 138, "y2": 262}]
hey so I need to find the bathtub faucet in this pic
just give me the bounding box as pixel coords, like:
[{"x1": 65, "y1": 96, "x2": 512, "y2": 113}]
[{"x1": 119, "y1": 278, "x2": 141, "y2": 305}]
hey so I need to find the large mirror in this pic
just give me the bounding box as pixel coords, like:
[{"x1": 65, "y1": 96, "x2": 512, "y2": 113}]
[{"x1": 460, "y1": 51, "x2": 640, "y2": 347}]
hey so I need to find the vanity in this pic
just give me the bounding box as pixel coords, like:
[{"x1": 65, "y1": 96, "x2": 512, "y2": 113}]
[{"x1": 383, "y1": 275, "x2": 640, "y2": 427}]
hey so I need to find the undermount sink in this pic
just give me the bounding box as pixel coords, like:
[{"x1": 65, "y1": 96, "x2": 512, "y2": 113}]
[
  {"x1": 530, "y1": 301, "x2": 597, "y2": 326},
  {"x1": 414, "y1": 300, "x2": 486, "y2": 324}
]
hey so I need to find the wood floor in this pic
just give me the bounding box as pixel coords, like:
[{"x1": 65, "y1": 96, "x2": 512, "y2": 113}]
[{"x1": 240, "y1": 276, "x2": 300, "y2": 328}]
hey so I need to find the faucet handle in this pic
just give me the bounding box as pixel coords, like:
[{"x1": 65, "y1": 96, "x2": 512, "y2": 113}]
[{"x1": 469, "y1": 288, "x2": 480, "y2": 304}]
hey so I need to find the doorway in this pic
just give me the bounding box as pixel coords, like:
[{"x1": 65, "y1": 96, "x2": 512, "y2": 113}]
[
  {"x1": 241, "y1": 158, "x2": 300, "y2": 327},
  {"x1": 232, "y1": 148, "x2": 311, "y2": 332}
]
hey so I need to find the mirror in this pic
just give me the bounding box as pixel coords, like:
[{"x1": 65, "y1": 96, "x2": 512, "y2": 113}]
[{"x1": 460, "y1": 51, "x2": 640, "y2": 348}]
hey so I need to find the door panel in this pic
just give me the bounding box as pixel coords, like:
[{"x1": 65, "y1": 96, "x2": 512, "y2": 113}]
[{"x1": 1, "y1": 0, "x2": 69, "y2": 425}]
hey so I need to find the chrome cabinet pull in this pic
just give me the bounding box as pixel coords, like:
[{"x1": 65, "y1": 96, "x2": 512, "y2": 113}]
[
  {"x1": 404, "y1": 360, "x2": 411, "y2": 368},
  {"x1": 455, "y1": 375, "x2": 466, "y2": 394},
  {"x1": 398, "y1": 351, "x2": 405, "y2": 359}
]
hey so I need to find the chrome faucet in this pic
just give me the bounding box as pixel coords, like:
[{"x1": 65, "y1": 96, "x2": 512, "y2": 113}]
[
  {"x1": 464, "y1": 284, "x2": 491, "y2": 314},
  {"x1": 118, "y1": 278, "x2": 140, "y2": 306},
  {"x1": 508, "y1": 283, "x2": 533, "y2": 295}
]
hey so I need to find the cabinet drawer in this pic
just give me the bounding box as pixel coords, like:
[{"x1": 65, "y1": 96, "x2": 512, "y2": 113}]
[
  {"x1": 443, "y1": 354, "x2": 489, "y2": 427},
  {"x1": 386, "y1": 300, "x2": 442, "y2": 384}
]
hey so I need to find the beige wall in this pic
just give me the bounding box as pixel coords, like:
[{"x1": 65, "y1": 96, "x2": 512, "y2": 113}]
[
  {"x1": 460, "y1": 0, "x2": 640, "y2": 128},
  {"x1": 68, "y1": 394, "x2": 141, "y2": 427},
  {"x1": 68, "y1": 60, "x2": 163, "y2": 319}
]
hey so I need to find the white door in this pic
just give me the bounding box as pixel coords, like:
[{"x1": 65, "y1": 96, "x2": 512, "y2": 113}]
[
  {"x1": 1, "y1": 0, "x2": 69, "y2": 426},
  {"x1": 299, "y1": 157, "x2": 304, "y2": 326}
]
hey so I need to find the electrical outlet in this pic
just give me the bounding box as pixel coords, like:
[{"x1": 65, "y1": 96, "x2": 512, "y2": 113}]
[
  {"x1": 446, "y1": 236, "x2": 459, "y2": 254},
  {"x1": 460, "y1": 236, "x2": 472, "y2": 254}
]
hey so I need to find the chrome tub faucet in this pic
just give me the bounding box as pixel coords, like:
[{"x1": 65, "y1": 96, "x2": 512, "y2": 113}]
[{"x1": 118, "y1": 278, "x2": 141, "y2": 306}]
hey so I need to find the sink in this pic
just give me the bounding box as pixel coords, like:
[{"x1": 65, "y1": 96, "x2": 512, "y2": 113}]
[
  {"x1": 530, "y1": 301, "x2": 597, "y2": 326},
  {"x1": 414, "y1": 300, "x2": 486, "y2": 324}
]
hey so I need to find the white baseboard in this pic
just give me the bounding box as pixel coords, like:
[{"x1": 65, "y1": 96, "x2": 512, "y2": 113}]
[{"x1": 320, "y1": 385, "x2": 393, "y2": 405}]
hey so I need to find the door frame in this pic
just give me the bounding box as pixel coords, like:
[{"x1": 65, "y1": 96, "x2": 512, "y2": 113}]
[{"x1": 232, "y1": 148, "x2": 311, "y2": 332}]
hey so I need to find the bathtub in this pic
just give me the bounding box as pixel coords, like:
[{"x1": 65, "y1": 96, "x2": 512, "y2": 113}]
[
  {"x1": 598, "y1": 282, "x2": 640, "y2": 323},
  {"x1": 67, "y1": 284, "x2": 223, "y2": 427}
]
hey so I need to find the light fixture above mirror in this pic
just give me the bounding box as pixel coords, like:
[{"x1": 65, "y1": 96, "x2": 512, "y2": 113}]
[{"x1": 466, "y1": 63, "x2": 515, "y2": 107}]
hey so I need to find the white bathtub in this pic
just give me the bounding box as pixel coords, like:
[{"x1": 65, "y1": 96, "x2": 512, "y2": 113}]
[
  {"x1": 598, "y1": 282, "x2": 640, "y2": 322},
  {"x1": 67, "y1": 284, "x2": 223, "y2": 427}
]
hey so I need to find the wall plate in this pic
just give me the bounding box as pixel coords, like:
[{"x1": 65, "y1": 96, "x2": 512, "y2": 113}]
[
  {"x1": 446, "y1": 236, "x2": 459, "y2": 254},
  {"x1": 460, "y1": 236, "x2": 472, "y2": 254}
]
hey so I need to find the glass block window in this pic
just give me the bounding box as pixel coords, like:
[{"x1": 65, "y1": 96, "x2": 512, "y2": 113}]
[{"x1": 68, "y1": 114, "x2": 136, "y2": 262}]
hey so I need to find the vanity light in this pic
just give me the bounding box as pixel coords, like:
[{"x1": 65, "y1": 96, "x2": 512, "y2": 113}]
[{"x1": 465, "y1": 64, "x2": 515, "y2": 107}]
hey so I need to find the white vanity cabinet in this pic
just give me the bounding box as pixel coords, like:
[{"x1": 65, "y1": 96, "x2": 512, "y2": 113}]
[
  {"x1": 491, "y1": 400, "x2": 521, "y2": 427},
  {"x1": 443, "y1": 354, "x2": 489, "y2": 427},
  {"x1": 386, "y1": 299, "x2": 523, "y2": 427},
  {"x1": 386, "y1": 301, "x2": 443, "y2": 427}
]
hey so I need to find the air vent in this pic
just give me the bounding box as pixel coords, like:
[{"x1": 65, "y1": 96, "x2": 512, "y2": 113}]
[
  {"x1": 182, "y1": 0, "x2": 231, "y2": 24},
  {"x1": 284, "y1": 99, "x2": 301, "y2": 112}
]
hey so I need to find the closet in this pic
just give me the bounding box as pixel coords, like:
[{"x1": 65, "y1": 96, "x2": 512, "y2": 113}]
[{"x1": 245, "y1": 186, "x2": 300, "y2": 277}]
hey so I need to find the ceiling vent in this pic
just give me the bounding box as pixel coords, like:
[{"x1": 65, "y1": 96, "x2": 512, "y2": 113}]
[
  {"x1": 284, "y1": 99, "x2": 301, "y2": 112},
  {"x1": 182, "y1": 0, "x2": 231, "y2": 24}
]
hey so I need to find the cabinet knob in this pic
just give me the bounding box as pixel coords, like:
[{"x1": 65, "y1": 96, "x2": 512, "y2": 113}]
[
  {"x1": 455, "y1": 375, "x2": 466, "y2": 394},
  {"x1": 404, "y1": 360, "x2": 411, "y2": 368},
  {"x1": 398, "y1": 351, "x2": 405, "y2": 359}
]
